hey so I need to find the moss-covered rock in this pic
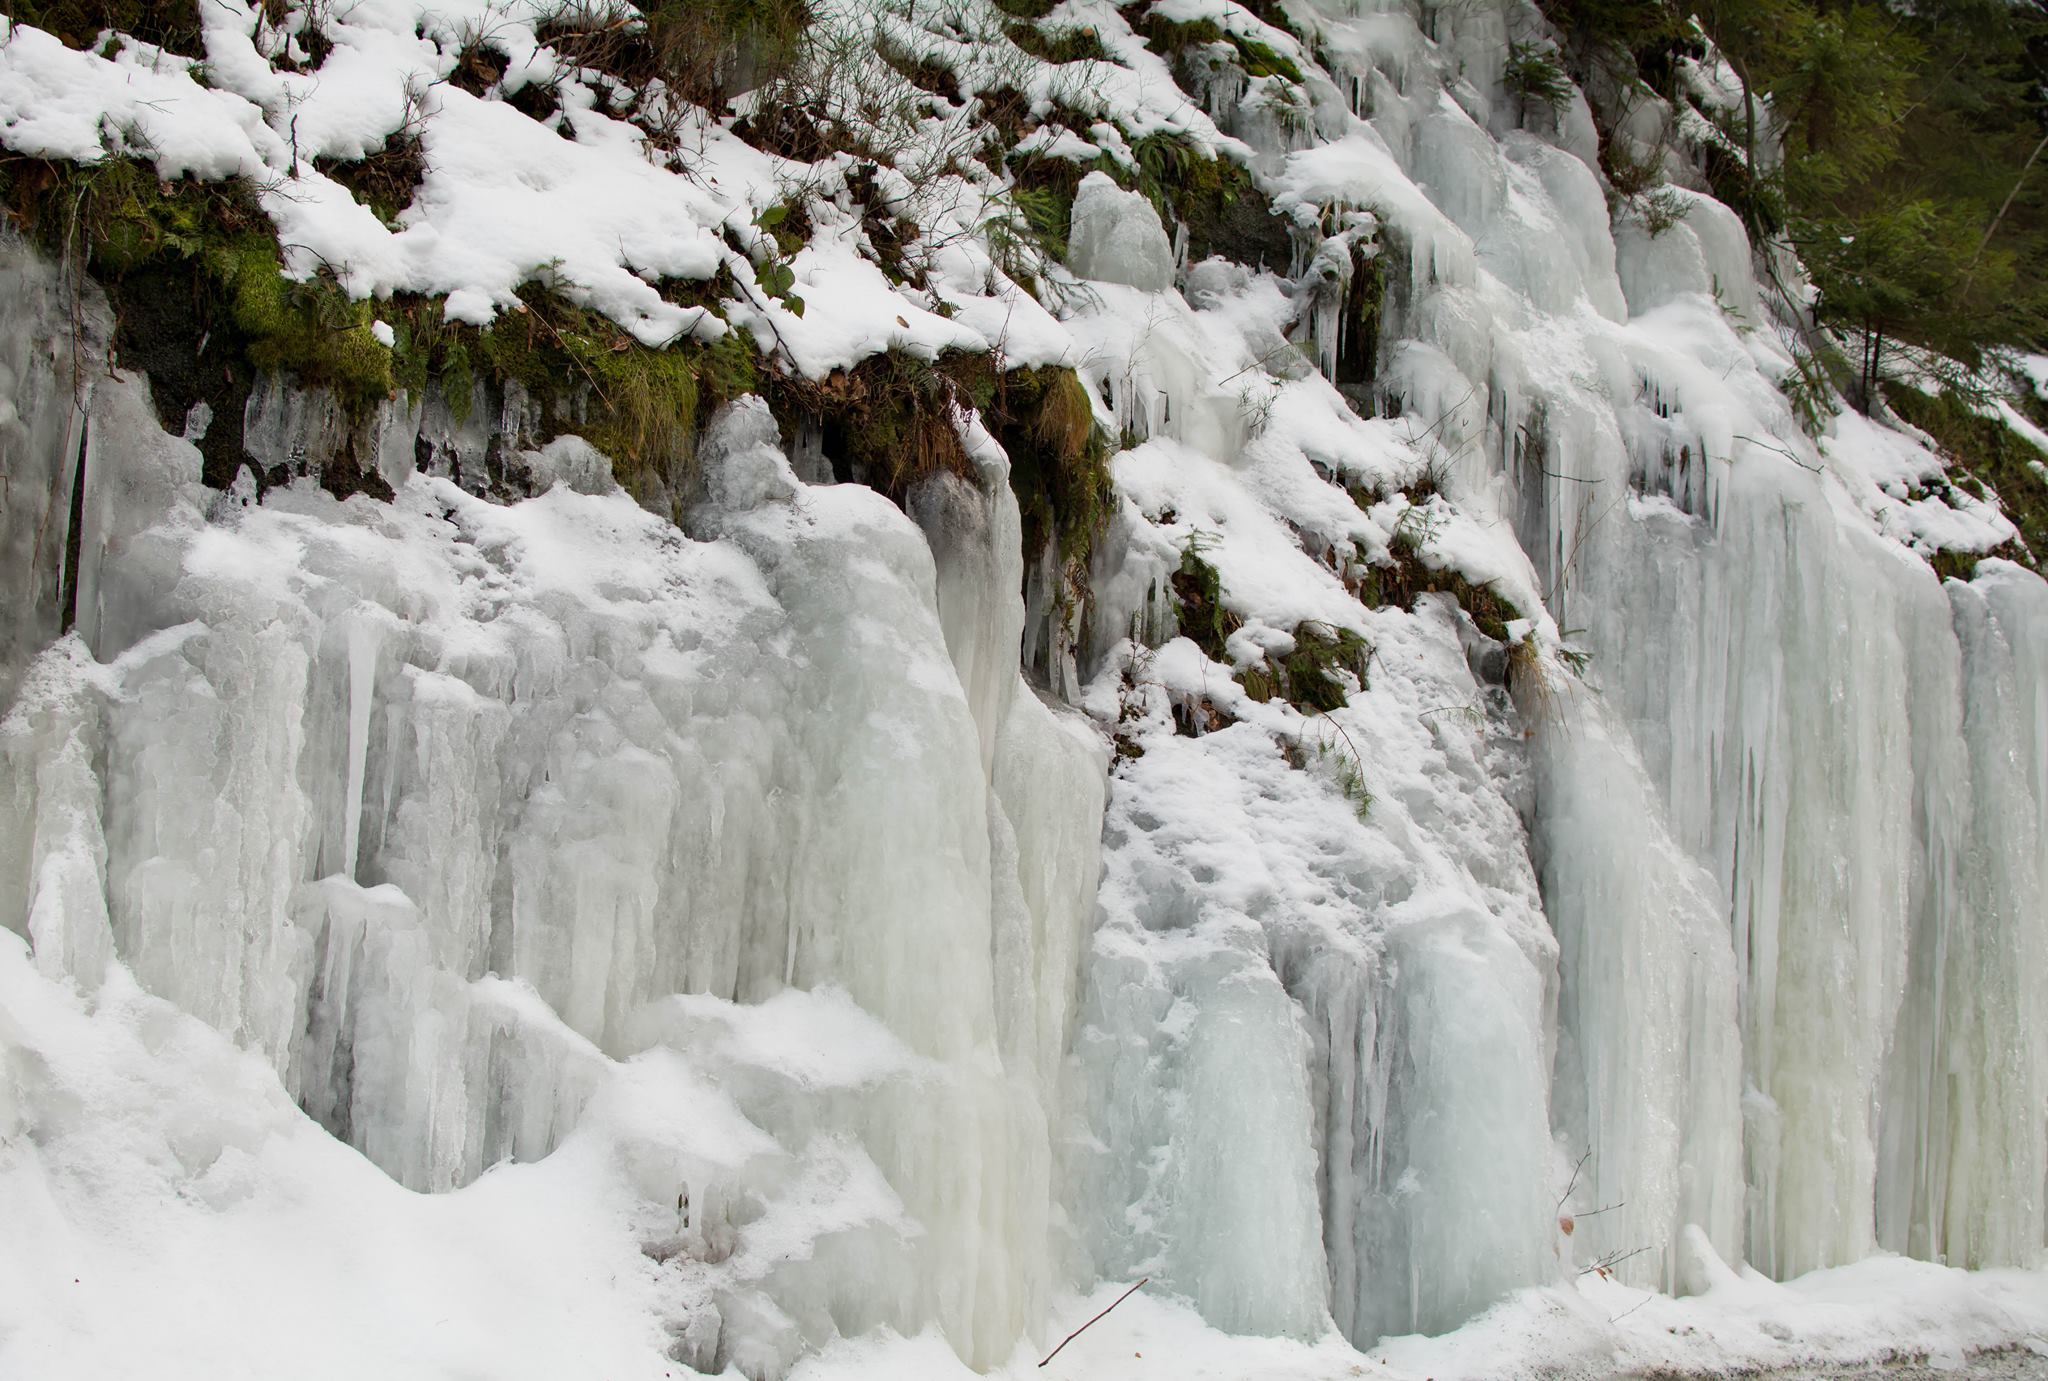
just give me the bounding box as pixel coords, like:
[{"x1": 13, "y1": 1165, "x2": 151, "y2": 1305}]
[
  {"x1": 1138, "y1": 14, "x2": 1304, "y2": 84},
  {"x1": 1356, "y1": 516, "x2": 1520, "y2": 641},
  {"x1": 1239, "y1": 621, "x2": 1373, "y2": 711},
  {"x1": 991, "y1": 366, "x2": 1113, "y2": 565},
  {"x1": 1, "y1": 158, "x2": 405, "y2": 488},
  {"x1": 1171, "y1": 539, "x2": 1239, "y2": 663},
  {"x1": 0, "y1": 156, "x2": 776, "y2": 507}
]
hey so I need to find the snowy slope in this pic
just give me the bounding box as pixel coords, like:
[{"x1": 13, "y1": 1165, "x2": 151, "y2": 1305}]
[{"x1": 1, "y1": 0, "x2": 2046, "y2": 1377}]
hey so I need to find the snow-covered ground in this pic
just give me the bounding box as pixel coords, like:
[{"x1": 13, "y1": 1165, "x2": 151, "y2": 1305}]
[{"x1": 2, "y1": 0, "x2": 2046, "y2": 1377}]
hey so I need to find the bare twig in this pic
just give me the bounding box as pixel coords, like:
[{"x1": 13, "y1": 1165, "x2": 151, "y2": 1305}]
[
  {"x1": 1038, "y1": 1278, "x2": 1148, "y2": 1368},
  {"x1": 1543, "y1": 490, "x2": 1626, "y2": 610},
  {"x1": 1734, "y1": 433, "x2": 1821, "y2": 473},
  {"x1": 1556, "y1": 1149, "x2": 1591, "y2": 1215},
  {"x1": 1217, "y1": 340, "x2": 1309, "y2": 387},
  {"x1": 1404, "y1": 383, "x2": 1478, "y2": 450},
  {"x1": 1580, "y1": 1245, "x2": 1652, "y2": 1276}
]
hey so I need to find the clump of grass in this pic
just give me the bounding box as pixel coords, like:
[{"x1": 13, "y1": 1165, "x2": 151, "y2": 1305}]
[
  {"x1": 536, "y1": 0, "x2": 815, "y2": 161},
  {"x1": 1001, "y1": 152, "x2": 1092, "y2": 259},
  {"x1": 876, "y1": 39, "x2": 960, "y2": 99},
  {"x1": 1007, "y1": 20, "x2": 1111, "y2": 64},
  {"x1": 1282, "y1": 715, "x2": 1374, "y2": 820},
  {"x1": 1505, "y1": 635, "x2": 1563, "y2": 726},
  {"x1": 1600, "y1": 137, "x2": 1663, "y2": 199},
  {"x1": 314, "y1": 133, "x2": 425, "y2": 226},
  {"x1": 539, "y1": 0, "x2": 812, "y2": 113},
  {"x1": 447, "y1": 30, "x2": 510, "y2": 95},
  {"x1": 1275, "y1": 621, "x2": 1371, "y2": 711}
]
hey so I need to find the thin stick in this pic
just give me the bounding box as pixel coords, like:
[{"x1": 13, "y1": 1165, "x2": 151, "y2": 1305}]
[
  {"x1": 1038, "y1": 1278, "x2": 1148, "y2": 1368},
  {"x1": 1556, "y1": 1149, "x2": 1592, "y2": 1215},
  {"x1": 1218, "y1": 341, "x2": 1307, "y2": 388},
  {"x1": 1580, "y1": 1245, "x2": 1653, "y2": 1276}
]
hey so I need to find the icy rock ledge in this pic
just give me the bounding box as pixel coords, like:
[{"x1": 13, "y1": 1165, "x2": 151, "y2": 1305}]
[{"x1": 0, "y1": 350, "x2": 1108, "y2": 1373}]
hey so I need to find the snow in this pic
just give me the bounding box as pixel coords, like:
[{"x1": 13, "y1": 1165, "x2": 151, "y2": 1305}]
[
  {"x1": 0, "y1": 932, "x2": 678, "y2": 1381},
  {"x1": 0, "y1": 21, "x2": 281, "y2": 178},
  {"x1": 1, "y1": 0, "x2": 2047, "y2": 1377},
  {"x1": 801, "y1": 1265, "x2": 2048, "y2": 1381},
  {"x1": 1827, "y1": 409, "x2": 2020, "y2": 557}
]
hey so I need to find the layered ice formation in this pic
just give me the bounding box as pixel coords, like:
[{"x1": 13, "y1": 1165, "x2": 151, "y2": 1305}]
[{"x1": 1, "y1": 0, "x2": 2045, "y2": 1377}]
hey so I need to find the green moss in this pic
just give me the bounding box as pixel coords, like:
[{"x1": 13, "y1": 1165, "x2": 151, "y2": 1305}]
[
  {"x1": 993, "y1": 95, "x2": 1271, "y2": 252},
  {"x1": 1141, "y1": 15, "x2": 1304, "y2": 82},
  {"x1": 1171, "y1": 539, "x2": 1240, "y2": 662},
  {"x1": 991, "y1": 366, "x2": 1112, "y2": 566},
  {"x1": 1171, "y1": 549, "x2": 1372, "y2": 711},
  {"x1": 1255, "y1": 621, "x2": 1371, "y2": 711},
  {"x1": 1, "y1": 156, "x2": 768, "y2": 504},
  {"x1": 3, "y1": 157, "x2": 395, "y2": 404},
  {"x1": 1007, "y1": 20, "x2": 1112, "y2": 64},
  {"x1": 468, "y1": 285, "x2": 759, "y2": 503},
  {"x1": 1883, "y1": 379, "x2": 2048, "y2": 574},
  {"x1": 1355, "y1": 517, "x2": 1520, "y2": 640},
  {"x1": 761, "y1": 349, "x2": 989, "y2": 496},
  {"x1": 209, "y1": 240, "x2": 393, "y2": 401},
  {"x1": 0, "y1": 156, "x2": 400, "y2": 491}
]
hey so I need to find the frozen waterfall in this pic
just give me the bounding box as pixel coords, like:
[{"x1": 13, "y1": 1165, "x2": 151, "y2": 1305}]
[{"x1": 0, "y1": 0, "x2": 2045, "y2": 1376}]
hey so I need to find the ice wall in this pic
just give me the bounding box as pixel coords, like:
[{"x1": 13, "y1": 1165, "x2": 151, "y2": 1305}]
[
  {"x1": 1272, "y1": 0, "x2": 2048, "y2": 1294},
  {"x1": 0, "y1": 248, "x2": 1108, "y2": 1370},
  {"x1": 2, "y1": 0, "x2": 2047, "y2": 1372},
  {"x1": 1877, "y1": 565, "x2": 2048, "y2": 1267},
  {"x1": 1067, "y1": 608, "x2": 1563, "y2": 1343}
]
